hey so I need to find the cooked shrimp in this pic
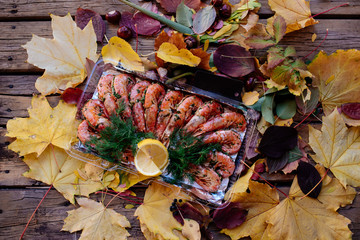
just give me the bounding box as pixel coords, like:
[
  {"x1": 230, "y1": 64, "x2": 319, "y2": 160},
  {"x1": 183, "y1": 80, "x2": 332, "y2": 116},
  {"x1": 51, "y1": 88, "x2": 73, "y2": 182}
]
[
  {"x1": 144, "y1": 83, "x2": 165, "y2": 133},
  {"x1": 193, "y1": 112, "x2": 246, "y2": 136},
  {"x1": 161, "y1": 96, "x2": 203, "y2": 143},
  {"x1": 155, "y1": 90, "x2": 183, "y2": 138},
  {"x1": 203, "y1": 130, "x2": 241, "y2": 155},
  {"x1": 82, "y1": 99, "x2": 110, "y2": 131},
  {"x1": 130, "y1": 80, "x2": 151, "y2": 132},
  {"x1": 113, "y1": 74, "x2": 135, "y2": 120},
  {"x1": 183, "y1": 101, "x2": 222, "y2": 133},
  {"x1": 77, "y1": 120, "x2": 99, "y2": 144},
  {"x1": 208, "y1": 152, "x2": 235, "y2": 178},
  {"x1": 97, "y1": 74, "x2": 117, "y2": 115},
  {"x1": 191, "y1": 166, "x2": 221, "y2": 193}
]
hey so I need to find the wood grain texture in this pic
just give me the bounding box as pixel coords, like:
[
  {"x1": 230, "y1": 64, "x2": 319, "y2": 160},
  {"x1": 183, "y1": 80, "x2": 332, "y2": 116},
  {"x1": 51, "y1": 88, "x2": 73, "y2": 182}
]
[
  {"x1": 2, "y1": 19, "x2": 360, "y2": 73},
  {"x1": 0, "y1": 187, "x2": 358, "y2": 239},
  {"x1": 1, "y1": 0, "x2": 359, "y2": 19}
]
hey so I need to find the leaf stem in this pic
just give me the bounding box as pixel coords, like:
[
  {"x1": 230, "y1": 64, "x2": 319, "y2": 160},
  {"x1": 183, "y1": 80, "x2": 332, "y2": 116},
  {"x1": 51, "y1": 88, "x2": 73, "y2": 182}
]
[
  {"x1": 310, "y1": 3, "x2": 349, "y2": 19},
  {"x1": 240, "y1": 159, "x2": 289, "y2": 198},
  {"x1": 118, "y1": 0, "x2": 194, "y2": 34},
  {"x1": 303, "y1": 29, "x2": 329, "y2": 59},
  {"x1": 165, "y1": 72, "x2": 195, "y2": 84},
  {"x1": 19, "y1": 185, "x2": 53, "y2": 240},
  {"x1": 293, "y1": 102, "x2": 321, "y2": 128},
  {"x1": 96, "y1": 191, "x2": 143, "y2": 205}
]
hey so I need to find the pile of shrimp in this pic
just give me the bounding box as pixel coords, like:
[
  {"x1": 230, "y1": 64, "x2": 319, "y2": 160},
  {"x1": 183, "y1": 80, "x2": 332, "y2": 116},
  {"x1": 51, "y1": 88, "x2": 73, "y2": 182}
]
[{"x1": 78, "y1": 73, "x2": 247, "y2": 193}]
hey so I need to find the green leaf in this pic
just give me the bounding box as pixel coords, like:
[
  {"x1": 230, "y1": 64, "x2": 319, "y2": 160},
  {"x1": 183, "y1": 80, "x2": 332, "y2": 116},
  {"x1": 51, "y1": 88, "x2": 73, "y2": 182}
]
[
  {"x1": 271, "y1": 65, "x2": 292, "y2": 84},
  {"x1": 261, "y1": 94, "x2": 276, "y2": 124},
  {"x1": 193, "y1": 6, "x2": 216, "y2": 34},
  {"x1": 284, "y1": 46, "x2": 296, "y2": 57},
  {"x1": 272, "y1": 15, "x2": 286, "y2": 43},
  {"x1": 118, "y1": 0, "x2": 194, "y2": 34},
  {"x1": 248, "y1": 95, "x2": 265, "y2": 112},
  {"x1": 288, "y1": 146, "x2": 303, "y2": 163},
  {"x1": 276, "y1": 97, "x2": 297, "y2": 119},
  {"x1": 176, "y1": 1, "x2": 193, "y2": 27},
  {"x1": 244, "y1": 36, "x2": 276, "y2": 49}
]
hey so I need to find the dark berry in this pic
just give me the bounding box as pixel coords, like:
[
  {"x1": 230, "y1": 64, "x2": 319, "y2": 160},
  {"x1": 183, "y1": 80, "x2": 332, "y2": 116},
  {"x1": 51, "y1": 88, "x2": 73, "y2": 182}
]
[
  {"x1": 117, "y1": 25, "x2": 132, "y2": 40},
  {"x1": 245, "y1": 77, "x2": 256, "y2": 91},
  {"x1": 179, "y1": 199, "x2": 182, "y2": 203},
  {"x1": 170, "y1": 206, "x2": 176, "y2": 212},
  {"x1": 174, "y1": 199, "x2": 177, "y2": 202},
  {"x1": 184, "y1": 36, "x2": 197, "y2": 49},
  {"x1": 105, "y1": 10, "x2": 121, "y2": 25},
  {"x1": 219, "y1": 4, "x2": 232, "y2": 19},
  {"x1": 212, "y1": 0, "x2": 223, "y2": 7}
]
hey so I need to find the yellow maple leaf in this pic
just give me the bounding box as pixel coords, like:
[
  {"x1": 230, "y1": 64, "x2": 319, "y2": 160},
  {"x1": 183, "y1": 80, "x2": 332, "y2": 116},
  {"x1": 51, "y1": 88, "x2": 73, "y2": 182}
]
[
  {"x1": 22, "y1": 13, "x2": 98, "y2": 95},
  {"x1": 222, "y1": 181, "x2": 280, "y2": 240},
  {"x1": 23, "y1": 146, "x2": 104, "y2": 204},
  {"x1": 307, "y1": 50, "x2": 360, "y2": 121},
  {"x1": 267, "y1": 0, "x2": 318, "y2": 34},
  {"x1": 114, "y1": 171, "x2": 151, "y2": 193},
  {"x1": 157, "y1": 42, "x2": 201, "y2": 67},
  {"x1": 62, "y1": 198, "x2": 131, "y2": 239},
  {"x1": 6, "y1": 95, "x2": 80, "y2": 156},
  {"x1": 134, "y1": 182, "x2": 192, "y2": 239},
  {"x1": 309, "y1": 109, "x2": 360, "y2": 187},
  {"x1": 242, "y1": 91, "x2": 259, "y2": 106},
  {"x1": 102, "y1": 36, "x2": 144, "y2": 72},
  {"x1": 266, "y1": 170, "x2": 354, "y2": 240}
]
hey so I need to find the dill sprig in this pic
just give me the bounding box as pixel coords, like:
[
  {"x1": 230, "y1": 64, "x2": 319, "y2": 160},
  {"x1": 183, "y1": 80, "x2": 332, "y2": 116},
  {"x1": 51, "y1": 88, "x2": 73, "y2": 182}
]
[
  {"x1": 166, "y1": 129, "x2": 221, "y2": 184},
  {"x1": 88, "y1": 111, "x2": 154, "y2": 163}
]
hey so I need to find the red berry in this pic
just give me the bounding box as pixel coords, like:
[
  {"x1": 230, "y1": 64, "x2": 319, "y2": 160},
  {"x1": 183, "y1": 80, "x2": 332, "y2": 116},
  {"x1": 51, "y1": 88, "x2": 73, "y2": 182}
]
[
  {"x1": 117, "y1": 25, "x2": 132, "y2": 40},
  {"x1": 219, "y1": 4, "x2": 232, "y2": 19},
  {"x1": 105, "y1": 10, "x2": 121, "y2": 25}
]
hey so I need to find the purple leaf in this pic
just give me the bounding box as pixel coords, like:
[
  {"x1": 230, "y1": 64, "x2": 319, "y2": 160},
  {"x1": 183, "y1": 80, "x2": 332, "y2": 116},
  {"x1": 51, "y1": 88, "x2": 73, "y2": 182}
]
[
  {"x1": 157, "y1": 0, "x2": 201, "y2": 13},
  {"x1": 297, "y1": 161, "x2": 322, "y2": 198},
  {"x1": 258, "y1": 126, "x2": 298, "y2": 159},
  {"x1": 75, "y1": 8, "x2": 106, "y2": 43},
  {"x1": 173, "y1": 202, "x2": 204, "y2": 225},
  {"x1": 119, "y1": 11, "x2": 136, "y2": 37},
  {"x1": 213, "y1": 45, "x2": 255, "y2": 77},
  {"x1": 341, "y1": 103, "x2": 360, "y2": 119},
  {"x1": 212, "y1": 202, "x2": 247, "y2": 229},
  {"x1": 133, "y1": 3, "x2": 161, "y2": 36},
  {"x1": 193, "y1": 6, "x2": 216, "y2": 34}
]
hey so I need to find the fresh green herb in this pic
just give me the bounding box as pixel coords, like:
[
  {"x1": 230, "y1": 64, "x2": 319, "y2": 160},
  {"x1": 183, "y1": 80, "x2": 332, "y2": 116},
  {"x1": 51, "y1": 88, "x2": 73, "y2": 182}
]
[
  {"x1": 88, "y1": 107, "x2": 154, "y2": 162},
  {"x1": 166, "y1": 129, "x2": 221, "y2": 184}
]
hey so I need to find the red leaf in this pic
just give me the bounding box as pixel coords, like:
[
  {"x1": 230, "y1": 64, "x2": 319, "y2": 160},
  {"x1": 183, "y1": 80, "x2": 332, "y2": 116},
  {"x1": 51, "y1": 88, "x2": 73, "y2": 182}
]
[
  {"x1": 341, "y1": 103, "x2": 360, "y2": 120},
  {"x1": 173, "y1": 202, "x2": 204, "y2": 225},
  {"x1": 75, "y1": 8, "x2": 106, "y2": 43},
  {"x1": 61, "y1": 88, "x2": 83, "y2": 105},
  {"x1": 119, "y1": 11, "x2": 136, "y2": 37}
]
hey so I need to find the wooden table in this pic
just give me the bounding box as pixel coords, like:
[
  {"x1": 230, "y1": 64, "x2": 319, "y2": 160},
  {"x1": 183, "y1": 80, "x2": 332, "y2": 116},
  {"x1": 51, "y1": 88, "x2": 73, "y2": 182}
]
[{"x1": 1, "y1": 0, "x2": 359, "y2": 239}]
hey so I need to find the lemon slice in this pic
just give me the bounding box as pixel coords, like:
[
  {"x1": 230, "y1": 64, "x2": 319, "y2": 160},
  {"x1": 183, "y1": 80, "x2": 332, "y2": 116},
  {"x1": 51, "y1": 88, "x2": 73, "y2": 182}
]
[{"x1": 134, "y1": 139, "x2": 169, "y2": 176}]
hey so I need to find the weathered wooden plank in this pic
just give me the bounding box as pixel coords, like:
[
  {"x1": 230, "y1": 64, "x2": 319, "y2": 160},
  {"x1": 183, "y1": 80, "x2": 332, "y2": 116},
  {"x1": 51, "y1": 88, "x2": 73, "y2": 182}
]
[
  {"x1": 0, "y1": 187, "x2": 358, "y2": 239},
  {"x1": 2, "y1": 19, "x2": 360, "y2": 73},
  {"x1": 0, "y1": 75, "x2": 38, "y2": 95},
  {"x1": 0, "y1": 188, "x2": 146, "y2": 240},
  {"x1": 0, "y1": 0, "x2": 359, "y2": 19}
]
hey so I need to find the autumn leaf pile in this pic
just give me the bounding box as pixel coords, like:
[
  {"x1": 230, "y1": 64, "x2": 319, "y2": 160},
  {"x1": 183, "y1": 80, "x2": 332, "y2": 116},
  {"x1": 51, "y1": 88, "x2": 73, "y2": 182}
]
[{"x1": 6, "y1": 0, "x2": 360, "y2": 239}]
